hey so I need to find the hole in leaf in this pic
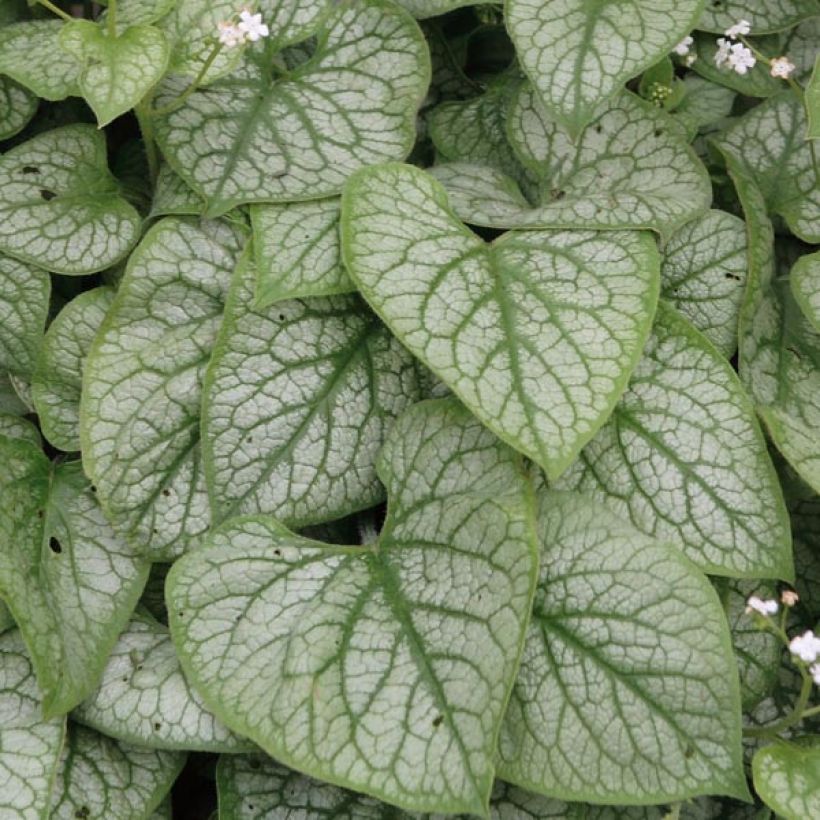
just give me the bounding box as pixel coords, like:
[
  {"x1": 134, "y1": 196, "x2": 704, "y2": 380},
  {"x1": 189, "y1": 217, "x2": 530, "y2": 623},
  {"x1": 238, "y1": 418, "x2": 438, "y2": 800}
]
[
  {"x1": 154, "y1": 722, "x2": 162, "y2": 730},
  {"x1": 432, "y1": 715, "x2": 444, "y2": 727},
  {"x1": 162, "y1": 489, "x2": 170, "y2": 497},
  {"x1": 279, "y1": 313, "x2": 285, "y2": 321},
  {"x1": 274, "y1": 548, "x2": 282, "y2": 556},
  {"x1": 594, "y1": 124, "x2": 603, "y2": 134},
  {"x1": 40, "y1": 189, "x2": 56, "y2": 201},
  {"x1": 75, "y1": 807, "x2": 90, "y2": 819},
  {"x1": 684, "y1": 744, "x2": 695, "y2": 758},
  {"x1": 249, "y1": 758, "x2": 261, "y2": 770},
  {"x1": 724, "y1": 272, "x2": 741, "y2": 281},
  {"x1": 37, "y1": 509, "x2": 43, "y2": 519},
  {"x1": 90, "y1": 484, "x2": 97, "y2": 493},
  {"x1": 653, "y1": 129, "x2": 663, "y2": 137},
  {"x1": 178, "y1": 611, "x2": 184, "y2": 619},
  {"x1": 550, "y1": 189, "x2": 565, "y2": 201},
  {"x1": 22, "y1": 165, "x2": 39, "y2": 174},
  {"x1": 49, "y1": 537, "x2": 62, "y2": 554}
]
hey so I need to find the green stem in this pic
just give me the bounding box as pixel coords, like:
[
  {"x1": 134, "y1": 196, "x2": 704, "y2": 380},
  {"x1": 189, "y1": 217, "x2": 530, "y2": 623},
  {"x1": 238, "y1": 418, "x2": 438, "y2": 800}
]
[
  {"x1": 743, "y1": 671, "x2": 815, "y2": 739},
  {"x1": 135, "y1": 98, "x2": 159, "y2": 186},
  {"x1": 107, "y1": 0, "x2": 117, "y2": 37},
  {"x1": 151, "y1": 41, "x2": 223, "y2": 117},
  {"x1": 36, "y1": 0, "x2": 73, "y2": 21}
]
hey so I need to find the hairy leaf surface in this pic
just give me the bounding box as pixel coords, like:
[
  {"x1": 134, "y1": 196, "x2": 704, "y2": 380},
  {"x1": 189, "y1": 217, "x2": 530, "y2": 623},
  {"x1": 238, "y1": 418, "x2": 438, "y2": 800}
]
[
  {"x1": 342, "y1": 162, "x2": 659, "y2": 479},
  {"x1": 752, "y1": 742, "x2": 820, "y2": 820}
]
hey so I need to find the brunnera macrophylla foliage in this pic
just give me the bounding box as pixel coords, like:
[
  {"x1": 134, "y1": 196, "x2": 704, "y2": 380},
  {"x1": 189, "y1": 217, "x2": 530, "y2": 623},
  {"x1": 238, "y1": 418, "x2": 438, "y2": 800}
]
[{"x1": 0, "y1": 0, "x2": 818, "y2": 817}]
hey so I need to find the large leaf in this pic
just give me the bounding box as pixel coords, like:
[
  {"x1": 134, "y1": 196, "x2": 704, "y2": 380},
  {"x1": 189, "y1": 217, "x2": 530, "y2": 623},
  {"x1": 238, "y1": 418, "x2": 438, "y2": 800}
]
[
  {"x1": 791, "y1": 250, "x2": 820, "y2": 331},
  {"x1": 74, "y1": 612, "x2": 249, "y2": 752},
  {"x1": 251, "y1": 198, "x2": 354, "y2": 307},
  {"x1": 81, "y1": 217, "x2": 244, "y2": 560},
  {"x1": 556, "y1": 302, "x2": 792, "y2": 579},
  {"x1": 49, "y1": 723, "x2": 185, "y2": 819},
  {"x1": 0, "y1": 442, "x2": 149, "y2": 717},
  {"x1": 432, "y1": 88, "x2": 712, "y2": 239},
  {"x1": 154, "y1": 0, "x2": 430, "y2": 217},
  {"x1": 498, "y1": 490, "x2": 748, "y2": 804},
  {"x1": 504, "y1": 0, "x2": 704, "y2": 137},
  {"x1": 31, "y1": 287, "x2": 114, "y2": 453},
  {"x1": 342, "y1": 162, "x2": 660, "y2": 479},
  {"x1": 0, "y1": 20, "x2": 81, "y2": 101},
  {"x1": 697, "y1": 0, "x2": 819, "y2": 33},
  {"x1": 0, "y1": 254, "x2": 49, "y2": 377},
  {"x1": 752, "y1": 741, "x2": 820, "y2": 820},
  {"x1": 59, "y1": 21, "x2": 170, "y2": 127},
  {"x1": 727, "y1": 159, "x2": 820, "y2": 494},
  {"x1": 162, "y1": 0, "x2": 331, "y2": 82},
  {"x1": 203, "y1": 254, "x2": 421, "y2": 527},
  {"x1": 0, "y1": 76, "x2": 37, "y2": 140},
  {"x1": 712, "y1": 92, "x2": 820, "y2": 243},
  {"x1": 0, "y1": 629, "x2": 65, "y2": 820},
  {"x1": 396, "y1": 0, "x2": 475, "y2": 17},
  {"x1": 660, "y1": 210, "x2": 746, "y2": 358},
  {"x1": 167, "y1": 399, "x2": 538, "y2": 815},
  {"x1": 0, "y1": 125, "x2": 141, "y2": 275}
]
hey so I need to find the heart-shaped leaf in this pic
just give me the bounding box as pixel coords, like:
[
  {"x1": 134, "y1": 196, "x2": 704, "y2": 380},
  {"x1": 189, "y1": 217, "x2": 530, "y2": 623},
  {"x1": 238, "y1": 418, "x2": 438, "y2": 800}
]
[
  {"x1": 0, "y1": 76, "x2": 37, "y2": 140},
  {"x1": 49, "y1": 723, "x2": 185, "y2": 819},
  {"x1": 153, "y1": 0, "x2": 430, "y2": 216},
  {"x1": 713, "y1": 92, "x2": 820, "y2": 243},
  {"x1": 0, "y1": 125, "x2": 141, "y2": 275},
  {"x1": 432, "y1": 87, "x2": 712, "y2": 240},
  {"x1": 81, "y1": 217, "x2": 245, "y2": 560},
  {"x1": 167, "y1": 398, "x2": 538, "y2": 815},
  {"x1": 557, "y1": 301, "x2": 792, "y2": 579},
  {"x1": 203, "y1": 253, "x2": 421, "y2": 527},
  {"x1": 0, "y1": 414, "x2": 40, "y2": 448},
  {"x1": 341, "y1": 162, "x2": 660, "y2": 479},
  {"x1": 791, "y1": 250, "x2": 820, "y2": 331},
  {"x1": 32, "y1": 287, "x2": 114, "y2": 453},
  {"x1": 752, "y1": 741, "x2": 820, "y2": 820},
  {"x1": 0, "y1": 20, "x2": 81, "y2": 101},
  {"x1": 251, "y1": 198, "x2": 354, "y2": 307},
  {"x1": 0, "y1": 440, "x2": 149, "y2": 717},
  {"x1": 0, "y1": 629, "x2": 65, "y2": 820},
  {"x1": 59, "y1": 21, "x2": 170, "y2": 127},
  {"x1": 498, "y1": 490, "x2": 749, "y2": 804},
  {"x1": 74, "y1": 612, "x2": 250, "y2": 752},
  {"x1": 505, "y1": 0, "x2": 703, "y2": 137},
  {"x1": 660, "y1": 210, "x2": 747, "y2": 358},
  {"x1": 0, "y1": 254, "x2": 49, "y2": 378}
]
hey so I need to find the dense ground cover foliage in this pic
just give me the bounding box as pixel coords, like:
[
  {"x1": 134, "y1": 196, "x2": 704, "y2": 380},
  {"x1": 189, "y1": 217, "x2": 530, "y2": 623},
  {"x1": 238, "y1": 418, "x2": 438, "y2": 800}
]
[{"x1": 0, "y1": 0, "x2": 818, "y2": 817}]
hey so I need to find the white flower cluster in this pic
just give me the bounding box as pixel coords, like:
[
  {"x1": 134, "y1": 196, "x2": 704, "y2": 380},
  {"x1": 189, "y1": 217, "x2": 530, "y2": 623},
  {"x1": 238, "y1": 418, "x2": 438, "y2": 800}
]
[
  {"x1": 789, "y1": 630, "x2": 820, "y2": 685},
  {"x1": 745, "y1": 595, "x2": 778, "y2": 616},
  {"x1": 218, "y1": 7, "x2": 270, "y2": 48},
  {"x1": 671, "y1": 35, "x2": 697, "y2": 66},
  {"x1": 713, "y1": 19, "x2": 796, "y2": 79}
]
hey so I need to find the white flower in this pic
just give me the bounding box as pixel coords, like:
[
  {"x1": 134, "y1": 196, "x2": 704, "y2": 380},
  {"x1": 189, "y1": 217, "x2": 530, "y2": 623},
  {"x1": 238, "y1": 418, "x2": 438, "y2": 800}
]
[
  {"x1": 781, "y1": 589, "x2": 799, "y2": 607},
  {"x1": 789, "y1": 630, "x2": 820, "y2": 663},
  {"x1": 218, "y1": 21, "x2": 244, "y2": 48},
  {"x1": 746, "y1": 596, "x2": 779, "y2": 616},
  {"x1": 770, "y1": 56, "x2": 796, "y2": 79},
  {"x1": 238, "y1": 9, "x2": 270, "y2": 42},
  {"x1": 728, "y1": 43, "x2": 756, "y2": 75},
  {"x1": 812, "y1": 663, "x2": 820, "y2": 686},
  {"x1": 673, "y1": 35, "x2": 694, "y2": 56},
  {"x1": 725, "y1": 19, "x2": 751, "y2": 39},
  {"x1": 714, "y1": 38, "x2": 732, "y2": 68},
  {"x1": 684, "y1": 54, "x2": 698, "y2": 67}
]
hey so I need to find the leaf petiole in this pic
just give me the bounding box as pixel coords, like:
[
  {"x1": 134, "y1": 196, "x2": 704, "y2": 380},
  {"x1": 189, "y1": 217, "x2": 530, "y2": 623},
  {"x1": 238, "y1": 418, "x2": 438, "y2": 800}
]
[
  {"x1": 151, "y1": 41, "x2": 223, "y2": 117},
  {"x1": 35, "y1": 0, "x2": 73, "y2": 22}
]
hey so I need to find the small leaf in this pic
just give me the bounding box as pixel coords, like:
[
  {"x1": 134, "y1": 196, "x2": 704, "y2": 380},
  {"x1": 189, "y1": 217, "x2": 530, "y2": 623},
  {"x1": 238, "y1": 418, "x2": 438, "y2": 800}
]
[
  {"x1": 74, "y1": 612, "x2": 250, "y2": 752},
  {"x1": 505, "y1": 0, "x2": 703, "y2": 137},
  {"x1": 713, "y1": 92, "x2": 820, "y2": 244},
  {"x1": 150, "y1": 164, "x2": 204, "y2": 218},
  {"x1": 0, "y1": 446, "x2": 149, "y2": 717},
  {"x1": 342, "y1": 162, "x2": 660, "y2": 479},
  {"x1": 168, "y1": 398, "x2": 538, "y2": 815},
  {"x1": 807, "y1": 55, "x2": 820, "y2": 138},
  {"x1": 81, "y1": 217, "x2": 245, "y2": 560},
  {"x1": 49, "y1": 723, "x2": 185, "y2": 819},
  {"x1": 0, "y1": 413, "x2": 41, "y2": 447},
  {"x1": 0, "y1": 629, "x2": 65, "y2": 820},
  {"x1": 671, "y1": 76, "x2": 736, "y2": 140},
  {"x1": 31, "y1": 287, "x2": 114, "y2": 453},
  {"x1": 0, "y1": 370, "x2": 28, "y2": 415},
  {"x1": 0, "y1": 20, "x2": 81, "y2": 101},
  {"x1": 498, "y1": 490, "x2": 749, "y2": 804},
  {"x1": 433, "y1": 88, "x2": 712, "y2": 240},
  {"x1": 203, "y1": 254, "x2": 421, "y2": 527},
  {"x1": 0, "y1": 125, "x2": 142, "y2": 275},
  {"x1": 660, "y1": 209, "x2": 747, "y2": 358},
  {"x1": 697, "y1": 0, "x2": 819, "y2": 33},
  {"x1": 557, "y1": 302, "x2": 792, "y2": 579},
  {"x1": 59, "y1": 21, "x2": 170, "y2": 127},
  {"x1": 154, "y1": 0, "x2": 430, "y2": 216},
  {"x1": 752, "y1": 741, "x2": 820, "y2": 820},
  {"x1": 251, "y1": 198, "x2": 354, "y2": 307},
  {"x1": 0, "y1": 76, "x2": 37, "y2": 140},
  {"x1": 0, "y1": 254, "x2": 50, "y2": 378},
  {"x1": 791, "y1": 250, "x2": 820, "y2": 331}
]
